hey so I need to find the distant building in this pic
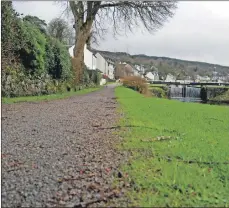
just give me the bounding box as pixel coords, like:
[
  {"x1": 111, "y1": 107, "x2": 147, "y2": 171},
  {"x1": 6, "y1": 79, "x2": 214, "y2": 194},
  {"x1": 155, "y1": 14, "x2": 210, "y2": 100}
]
[
  {"x1": 106, "y1": 58, "x2": 115, "y2": 80},
  {"x1": 145, "y1": 71, "x2": 159, "y2": 81},
  {"x1": 114, "y1": 63, "x2": 134, "y2": 79},
  {"x1": 218, "y1": 76, "x2": 229, "y2": 82},
  {"x1": 133, "y1": 67, "x2": 141, "y2": 76},
  {"x1": 165, "y1": 74, "x2": 176, "y2": 82},
  {"x1": 212, "y1": 71, "x2": 218, "y2": 82},
  {"x1": 196, "y1": 75, "x2": 211, "y2": 82},
  {"x1": 134, "y1": 64, "x2": 146, "y2": 74},
  {"x1": 93, "y1": 54, "x2": 115, "y2": 80}
]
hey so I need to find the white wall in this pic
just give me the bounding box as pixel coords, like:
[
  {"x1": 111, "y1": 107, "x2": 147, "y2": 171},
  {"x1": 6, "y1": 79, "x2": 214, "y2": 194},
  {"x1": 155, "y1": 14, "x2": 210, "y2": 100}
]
[
  {"x1": 96, "y1": 53, "x2": 109, "y2": 75},
  {"x1": 68, "y1": 45, "x2": 74, "y2": 57},
  {"x1": 133, "y1": 70, "x2": 140, "y2": 76},
  {"x1": 145, "y1": 72, "x2": 159, "y2": 81},
  {"x1": 107, "y1": 63, "x2": 114, "y2": 80},
  {"x1": 145, "y1": 72, "x2": 155, "y2": 80},
  {"x1": 154, "y1": 73, "x2": 159, "y2": 81},
  {"x1": 135, "y1": 65, "x2": 141, "y2": 72},
  {"x1": 68, "y1": 45, "x2": 97, "y2": 70},
  {"x1": 84, "y1": 45, "x2": 97, "y2": 70}
]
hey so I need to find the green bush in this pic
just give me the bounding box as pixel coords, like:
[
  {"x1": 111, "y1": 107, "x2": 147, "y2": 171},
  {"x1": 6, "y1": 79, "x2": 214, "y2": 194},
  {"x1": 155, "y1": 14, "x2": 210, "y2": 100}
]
[
  {"x1": 1, "y1": 2, "x2": 27, "y2": 70},
  {"x1": 1, "y1": 66, "x2": 55, "y2": 97},
  {"x1": 83, "y1": 69, "x2": 90, "y2": 84},
  {"x1": 87, "y1": 69, "x2": 102, "y2": 85},
  {"x1": 210, "y1": 89, "x2": 229, "y2": 102},
  {"x1": 151, "y1": 87, "x2": 167, "y2": 98},
  {"x1": 45, "y1": 37, "x2": 73, "y2": 80},
  {"x1": 19, "y1": 21, "x2": 47, "y2": 75}
]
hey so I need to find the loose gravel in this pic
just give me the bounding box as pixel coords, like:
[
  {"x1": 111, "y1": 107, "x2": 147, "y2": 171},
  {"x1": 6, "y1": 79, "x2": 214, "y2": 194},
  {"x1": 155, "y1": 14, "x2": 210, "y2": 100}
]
[{"x1": 1, "y1": 84, "x2": 129, "y2": 207}]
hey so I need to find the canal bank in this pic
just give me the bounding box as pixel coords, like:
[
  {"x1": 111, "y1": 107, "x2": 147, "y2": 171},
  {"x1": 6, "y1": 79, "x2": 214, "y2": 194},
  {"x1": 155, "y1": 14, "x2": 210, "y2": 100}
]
[
  {"x1": 115, "y1": 86, "x2": 229, "y2": 207},
  {"x1": 150, "y1": 84, "x2": 229, "y2": 105}
]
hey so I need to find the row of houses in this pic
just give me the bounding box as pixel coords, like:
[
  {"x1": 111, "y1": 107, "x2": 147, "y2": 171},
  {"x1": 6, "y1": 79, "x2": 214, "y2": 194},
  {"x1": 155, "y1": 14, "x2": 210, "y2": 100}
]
[
  {"x1": 115, "y1": 62, "x2": 160, "y2": 81},
  {"x1": 69, "y1": 44, "x2": 160, "y2": 82},
  {"x1": 69, "y1": 45, "x2": 115, "y2": 80},
  {"x1": 68, "y1": 45, "x2": 229, "y2": 84}
]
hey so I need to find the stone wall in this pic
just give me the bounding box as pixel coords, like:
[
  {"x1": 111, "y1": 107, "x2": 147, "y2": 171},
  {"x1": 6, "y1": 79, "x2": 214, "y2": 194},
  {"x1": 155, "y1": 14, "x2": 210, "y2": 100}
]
[{"x1": 1, "y1": 69, "x2": 70, "y2": 97}]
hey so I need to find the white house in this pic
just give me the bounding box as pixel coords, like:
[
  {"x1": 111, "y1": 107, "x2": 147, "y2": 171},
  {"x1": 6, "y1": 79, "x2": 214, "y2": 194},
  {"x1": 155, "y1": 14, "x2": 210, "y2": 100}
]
[
  {"x1": 94, "y1": 53, "x2": 114, "y2": 80},
  {"x1": 132, "y1": 67, "x2": 140, "y2": 76},
  {"x1": 218, "y1": 75, "x2": 229, "y2": 82},
  {"x1": 95, "y1": 52, "x2": 108, "y2": 75},
  {"x1": 68, "y1": 45, "x2": 97, "y2": 70},
  {"x1": 69, "y1": 45, "x2": 107, "y2": 85},
  {"x1": 165, "y1": 74, "x2": 176, "y2": 82},
  {"x1": 93, "y1": 54, "x2": 112, "y2": 79},
  {"x1": 145, "y1": 71, "x2": 159, "y2": 81},
  {"x1": 212, "y1": 71, "x2": 218, "y2": 81},
  {"x1": 106, "y1": 58, "x2": 115, "y2": 80},
  {"x1": 134, "y1": 64, "x2": 146, "y2": 74}
]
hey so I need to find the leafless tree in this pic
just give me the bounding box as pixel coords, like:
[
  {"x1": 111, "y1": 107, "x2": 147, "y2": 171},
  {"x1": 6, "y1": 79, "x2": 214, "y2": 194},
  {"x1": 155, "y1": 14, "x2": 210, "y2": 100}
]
[
  {"x1": 67, "y1": 1, "x2": 177, "y2": 83},
  {"x1": 47, "y1": 17, "x2": 74, "y2": 44}
]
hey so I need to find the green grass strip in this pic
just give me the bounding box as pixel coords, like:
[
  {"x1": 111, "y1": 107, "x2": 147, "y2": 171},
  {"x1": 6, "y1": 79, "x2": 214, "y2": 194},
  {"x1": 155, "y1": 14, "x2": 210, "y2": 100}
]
[
  {"x1": 2, "y1": 87, "x2": 102, "y2": 104},
  {"x1": 115, "y1": 86, "x2": 229, "y2": 207}
]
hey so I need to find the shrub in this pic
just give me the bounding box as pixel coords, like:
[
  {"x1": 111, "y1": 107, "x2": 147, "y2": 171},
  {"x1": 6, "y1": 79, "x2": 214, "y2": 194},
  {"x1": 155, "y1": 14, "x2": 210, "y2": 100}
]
[
  {"x1": 55, "y1": 40, "x2": 73, "y2": 80},
  {"x1": 151, "y1": 87, "x2": 167, "y2": 98},
  {"x1": 45, "y1": 37, "x2": 73, "y2": 80},
  {"x1": 1, "y1": 66, "x2": 58, "y2": 97},
  {"x1": 1, "y1": 2, "x2": 27, "y2": 70},
  {"x1": 122, "y1": 76, "x2": 150, "y2": 96},
  {"x1": 19, "y1": 21, "x2": 47, "y2": 75},
  {"x1": 87, "y1": 69, "x2": 102, "y2": 85},
  {"x1": 211, "y1": 89, "x2": 229, "y2": 102},
  {"x1": 83, "y1": 69, "x2": 90, "y2": 84}
]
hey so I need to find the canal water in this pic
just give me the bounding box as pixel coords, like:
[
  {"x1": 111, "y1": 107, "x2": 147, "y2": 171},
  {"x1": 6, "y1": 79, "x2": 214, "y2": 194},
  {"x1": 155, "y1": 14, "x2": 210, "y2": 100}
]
[{"x1": 169, "y1": 85, "x2": 202, "y2": 103}]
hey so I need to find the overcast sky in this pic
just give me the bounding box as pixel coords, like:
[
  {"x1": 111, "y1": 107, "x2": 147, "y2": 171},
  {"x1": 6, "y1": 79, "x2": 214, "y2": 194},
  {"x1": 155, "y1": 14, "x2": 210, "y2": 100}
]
[{"x1": 13, "y1": 1, "x2": 229, "y2": 66}]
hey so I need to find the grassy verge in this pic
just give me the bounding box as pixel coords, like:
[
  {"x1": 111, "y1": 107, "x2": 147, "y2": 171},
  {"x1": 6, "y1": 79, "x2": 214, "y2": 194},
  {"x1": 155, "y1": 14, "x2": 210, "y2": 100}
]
[
  {"x1": 115, "y1": 86, "x2": 229, "y2": 207},
  {"x1": 2, "y1": 87, "x2": 102, "y2": 104},
  {"x1": 149, "y1": 84, "x2": 167, "y2": 87}
]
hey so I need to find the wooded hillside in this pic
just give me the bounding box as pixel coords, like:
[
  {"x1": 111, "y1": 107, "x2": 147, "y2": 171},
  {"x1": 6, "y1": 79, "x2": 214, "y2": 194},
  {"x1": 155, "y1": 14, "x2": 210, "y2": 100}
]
[{"x1": 93, "y1": 49, "x2": 229, "y2": 79}]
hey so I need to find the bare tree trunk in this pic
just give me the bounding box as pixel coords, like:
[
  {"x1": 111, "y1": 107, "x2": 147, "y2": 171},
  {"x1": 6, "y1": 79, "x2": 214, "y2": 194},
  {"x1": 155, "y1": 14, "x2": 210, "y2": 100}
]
[{"x1": 72, "y1": 20, "x2": 93, "y2": 84}]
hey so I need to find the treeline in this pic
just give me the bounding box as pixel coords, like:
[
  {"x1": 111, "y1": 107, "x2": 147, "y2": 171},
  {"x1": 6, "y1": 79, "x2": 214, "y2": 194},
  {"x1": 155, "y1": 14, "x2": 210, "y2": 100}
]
[{"x1": 1, "y1": 2, "x2": 101, "y2": 97}]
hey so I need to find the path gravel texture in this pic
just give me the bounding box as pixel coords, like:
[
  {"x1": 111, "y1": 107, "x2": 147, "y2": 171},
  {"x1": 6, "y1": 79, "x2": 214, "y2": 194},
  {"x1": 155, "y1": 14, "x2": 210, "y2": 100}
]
[{"x1": 1, "y1": 84, "x2": 129, "y2": 207}]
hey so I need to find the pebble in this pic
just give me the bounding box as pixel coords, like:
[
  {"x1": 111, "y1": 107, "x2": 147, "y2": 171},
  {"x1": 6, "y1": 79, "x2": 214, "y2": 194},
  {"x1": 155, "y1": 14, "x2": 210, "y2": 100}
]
[{"x1": 2, "y1": 85, "x2": 128, "y2": 207}]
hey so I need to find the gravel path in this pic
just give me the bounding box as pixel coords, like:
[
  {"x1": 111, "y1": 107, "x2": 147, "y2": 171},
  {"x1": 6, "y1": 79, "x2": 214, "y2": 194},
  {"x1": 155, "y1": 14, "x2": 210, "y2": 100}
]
[{"x1": 1, "y1": 84, "x2": 128, "y2": 207}]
